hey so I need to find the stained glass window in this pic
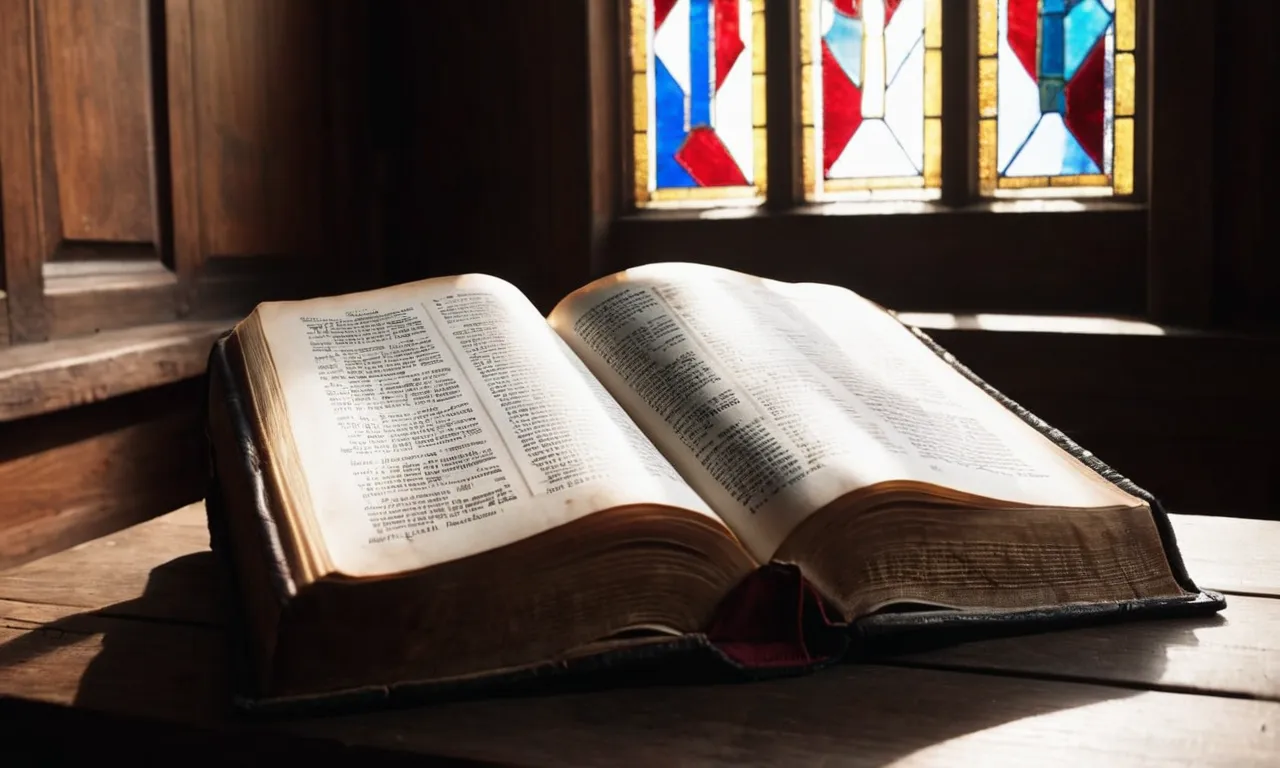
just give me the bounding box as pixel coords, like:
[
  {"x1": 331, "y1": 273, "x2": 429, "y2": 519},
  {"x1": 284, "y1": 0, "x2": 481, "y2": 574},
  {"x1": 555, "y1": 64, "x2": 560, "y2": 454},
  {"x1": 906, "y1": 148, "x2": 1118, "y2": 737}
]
[
  {"x1": 978, "y1": 0, "x2": 1135, "y2": 195},
  {"x1": 802, "y1": 0, "x2": 942, "y2": 199},
  {"x1": 631, "y1": 0, "x2": 766, "y2": 206}
]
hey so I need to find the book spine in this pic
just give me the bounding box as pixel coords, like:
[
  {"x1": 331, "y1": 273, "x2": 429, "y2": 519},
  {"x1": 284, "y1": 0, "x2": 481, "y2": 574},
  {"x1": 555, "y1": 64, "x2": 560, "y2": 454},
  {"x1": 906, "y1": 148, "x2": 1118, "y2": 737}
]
[{"x1": 205, "y1": 335, "x2": 297, "y2": 695}]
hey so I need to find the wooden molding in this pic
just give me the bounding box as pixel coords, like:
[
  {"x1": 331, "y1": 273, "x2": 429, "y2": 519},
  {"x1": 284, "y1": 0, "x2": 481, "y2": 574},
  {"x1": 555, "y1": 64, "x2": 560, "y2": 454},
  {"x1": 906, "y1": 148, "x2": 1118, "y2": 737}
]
[
  {"x1": 0, "y1": 319, "x2": 230, "y2": 422},
  {"x1": 0, "y1": 0, "x2": 49, "y2": 342}
]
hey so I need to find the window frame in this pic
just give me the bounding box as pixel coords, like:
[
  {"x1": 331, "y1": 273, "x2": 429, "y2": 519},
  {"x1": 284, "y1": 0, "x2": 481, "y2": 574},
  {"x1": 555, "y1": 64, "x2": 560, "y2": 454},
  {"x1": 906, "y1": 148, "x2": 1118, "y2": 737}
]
[{"x1": 600, "y1": 0, "x2": 1212, "y2": 322}]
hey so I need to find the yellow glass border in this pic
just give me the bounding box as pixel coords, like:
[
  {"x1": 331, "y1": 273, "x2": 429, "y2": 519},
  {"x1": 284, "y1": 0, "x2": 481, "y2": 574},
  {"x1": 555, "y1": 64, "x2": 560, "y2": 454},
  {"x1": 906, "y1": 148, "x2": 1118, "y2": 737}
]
[
  {"x1": 824, "y1": 175, "x2": 926, "y2": 192},
  {"x1": 998, "y1": 173, "x2": 1109, "y2": 189},
  {"x1": 631, "y1": 0, "x2": 767, "y2": 207},
  {"x1": 1114, "y1": 117, "x2": 1134, "y2": 195},
  {"x1": 648, "y1": 185, "x2": 760, "y2": 202},
  {"x1": 1116, "y1": 0, "x2": 1136, "y2": 51},
  {"x1": 978, "y1": 118, "x2": 997, "y2": 195},
  {"x1": 631, "y1": 0, "x2": 649, "y2": 205},
  {"x1": 1115, "y1": 52, "x2": 1135, "y2": 116},
  {"x1": 801, "y1": 0, "x2": 943, "y2": 200},
  {"x1": 978, "y1": 0, "x2": 1137, "y2": 198}
]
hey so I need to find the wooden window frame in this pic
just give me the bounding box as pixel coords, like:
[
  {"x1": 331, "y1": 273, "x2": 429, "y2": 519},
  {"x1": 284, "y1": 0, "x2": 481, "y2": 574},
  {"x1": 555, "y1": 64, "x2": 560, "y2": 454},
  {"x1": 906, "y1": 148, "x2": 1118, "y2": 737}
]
[{"x1": 594, "y1": 0, "x2": 1213, "y2": 322}]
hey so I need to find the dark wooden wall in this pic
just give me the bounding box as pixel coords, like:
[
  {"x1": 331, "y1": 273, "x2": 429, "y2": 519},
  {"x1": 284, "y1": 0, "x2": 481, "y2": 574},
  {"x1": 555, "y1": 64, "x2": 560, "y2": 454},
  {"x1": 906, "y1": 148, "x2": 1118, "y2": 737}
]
[
  {"x1": 373, "y1": 1, "x2": 608, "y2": 313},
  {"x1": 1214, "y1": 2, "x2": 1280, "y2": 331}
]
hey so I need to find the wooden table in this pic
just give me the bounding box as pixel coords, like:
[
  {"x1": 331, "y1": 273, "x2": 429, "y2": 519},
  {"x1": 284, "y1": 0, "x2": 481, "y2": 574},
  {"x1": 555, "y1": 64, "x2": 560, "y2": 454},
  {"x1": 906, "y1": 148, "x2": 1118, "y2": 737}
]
[{"x1": 1, "y1": 504, "x2": 1277, "y2": 766}]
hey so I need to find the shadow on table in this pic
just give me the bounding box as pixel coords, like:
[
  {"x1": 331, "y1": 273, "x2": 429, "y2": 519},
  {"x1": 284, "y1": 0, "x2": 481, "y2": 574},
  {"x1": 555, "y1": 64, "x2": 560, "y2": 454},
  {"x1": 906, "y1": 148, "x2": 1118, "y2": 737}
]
[{"x1": 0, "y1": 550, "x2": 1226, "y2": 765}]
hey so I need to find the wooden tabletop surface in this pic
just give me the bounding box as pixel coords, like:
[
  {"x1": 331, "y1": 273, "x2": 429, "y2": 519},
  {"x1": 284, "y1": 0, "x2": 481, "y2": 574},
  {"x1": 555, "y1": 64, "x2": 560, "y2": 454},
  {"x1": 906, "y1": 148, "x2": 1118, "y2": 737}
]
[{"x1": 0, "y1": 503, "x2": 1277, "y2": 765}]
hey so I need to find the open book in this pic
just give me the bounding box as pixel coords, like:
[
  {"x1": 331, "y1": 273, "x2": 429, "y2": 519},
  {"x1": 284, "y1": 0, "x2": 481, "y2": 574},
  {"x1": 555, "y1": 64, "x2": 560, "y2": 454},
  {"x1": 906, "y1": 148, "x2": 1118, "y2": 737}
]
[{"x1": 205, "y1": 262, "x2": 1222, "y2": 710}]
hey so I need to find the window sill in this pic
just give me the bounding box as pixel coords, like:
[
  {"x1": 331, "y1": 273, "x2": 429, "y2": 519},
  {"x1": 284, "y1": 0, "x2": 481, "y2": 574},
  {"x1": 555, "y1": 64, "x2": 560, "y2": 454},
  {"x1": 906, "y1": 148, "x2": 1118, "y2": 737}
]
[
  {"x1": 619, "y1": 198, "x2": 1145, "y2": 223},
  {"x1": 898, "y1": 312, "x2": 1169, "y2": 336},
  {"x1": 0, "y1": 320, "x2": 232, "y2": 422}
]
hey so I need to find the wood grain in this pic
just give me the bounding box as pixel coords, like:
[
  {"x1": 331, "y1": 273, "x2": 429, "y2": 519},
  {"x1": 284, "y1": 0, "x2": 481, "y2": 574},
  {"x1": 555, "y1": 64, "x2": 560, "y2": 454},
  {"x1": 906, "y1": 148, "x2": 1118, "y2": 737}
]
[
  {"x1": 1215, "y1": 3, "x2": 1280, "y2": 332},
  {"x1": 163, "y1": 0, "x2": 201, "y2": 282},
  {"x1": 0, "y1": 381, "x2": 204, "y2": 570},
  {"x1": 41, "y1": 257, "x2": 180, "y2": 338},
  {"x1": 0, "y1": 0, "x2": 49, "y2": 342},
  {"x1": 388, "y1": 1, "x2": 612, "y2": 311},
  {"x1": 291, "y1": 665, "x2": 1280, "y2": 767},
  {"x1": 186, "y1": 0, "x2": 325, "y2": 259},
  {"x1": 0, "y1": 503, "x2": 216, "y2": 624},
  {"x1": 0, "y1": 504, "x2": 1277, "y2": 695},
  {"x1": 917, "y1": 328, "x2": 1280, "y2": 518},
  {"x1": 1171, "y1": 513, "x2": 1280, "y2": 597},
  {"x1": 38, "y1": 0, "x2": 156, "y2": 243},
  {"x1": 0, "y1": 320, "x2": 227, "y2": 421},
  {"x1": 586, "y1": 0, "x2": 618, "y2": 261},
  {"x1": 1147, "y1": 0, "x2": 1215, "y2": 325},
  {"x1": 606, "y1": 205, "x2": 1148, "y2": 317},
  {"x1": 887, "y1": 593, "x2": 1280, "y2": 700},
  {"x1": 0, "y1": 610, "x2": 228, "y2": 724},
  {"x1": 0, "y1": 611, "x2": 1277, "y2": 766}
]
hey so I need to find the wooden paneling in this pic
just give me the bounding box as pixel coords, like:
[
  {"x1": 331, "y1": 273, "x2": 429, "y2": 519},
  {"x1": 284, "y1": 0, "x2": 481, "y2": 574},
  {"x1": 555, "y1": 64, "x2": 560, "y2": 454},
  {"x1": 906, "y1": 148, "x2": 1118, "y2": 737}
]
[
  {"x1": 0, "y1": 0, "x2": 371, "y2": 345},
  {"x1": 1214, "y1": 3, "x2": 1280, "y2": 331},
  {"x1": 2, "y1": 0, "x2": 171, "y2": 341},
  {"x1": 587, "y1": 0, "x2": 619, "y2": 262},
  {"x1": 607, "y1": 206, "x2": 1148, "y2": 316},
  {"x1": 1147, "y1": 1, "x2": 1215, "y2": 325},
  {"x1": 39, "y1": 0, "x2": 158, "y2": 244},
  {"x1": 384, "y1": 1, "x2": 599, "y2": 311},
  {"x1": 168, "y1": 0, "x2": 327, "y2": 270},
  {"x1": 922, "y1": 327, "x2": 1280, "y2": 518},
  {"x1": 0, "y1": 0, "x2": 48, "y2": 342},
  {"x1": 762, "y1": 0, "x2": 801, "y2": 208},
  {"x1": 0, "y1": 380, "x2": 204, "y2": 570},
  {"x1": 0, "y1": 320, "x2": 227, "y2": 421},
  {"x1": 162, "y1": 0, "x2": 374, "y2": 304}
]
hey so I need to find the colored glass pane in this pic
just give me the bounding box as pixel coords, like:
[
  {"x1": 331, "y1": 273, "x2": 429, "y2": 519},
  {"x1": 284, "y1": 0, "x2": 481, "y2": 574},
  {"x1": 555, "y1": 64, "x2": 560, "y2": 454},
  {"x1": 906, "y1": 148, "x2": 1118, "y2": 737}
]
[
  {"x1": 632, "y1": 0, "x2": 766, "y2": 206},
  {"x1": 978, "y1": 0, "x2": 1136, "y2": 196},
  {"x1": 802, "y1": 0, "x2": 942, "y2": 199}
]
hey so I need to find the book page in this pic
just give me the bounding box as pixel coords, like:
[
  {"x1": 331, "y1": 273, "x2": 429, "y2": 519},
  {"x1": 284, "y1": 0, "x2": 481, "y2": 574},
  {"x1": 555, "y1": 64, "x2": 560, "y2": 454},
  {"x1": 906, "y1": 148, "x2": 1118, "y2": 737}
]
[
  {"x1": 549, "y1": 264, "x2": 1136, "y2": 562},
  {"x1": 255, "y1": 275, "x2": 717, "y2": 577}
]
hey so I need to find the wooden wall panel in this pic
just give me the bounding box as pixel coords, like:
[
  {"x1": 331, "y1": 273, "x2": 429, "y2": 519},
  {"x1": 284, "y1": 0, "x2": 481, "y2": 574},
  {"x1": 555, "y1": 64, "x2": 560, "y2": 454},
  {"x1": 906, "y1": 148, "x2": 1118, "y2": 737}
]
[
  {"x1": 183, "y1": 0, "x2": 325, "y2": 260},
  {"x1": 928, "y1": 328, "x2": 1280, "y2": 519},
  {"x1": 1214, "y1": 2, "x2": 1280, "y2": 331},
  {"x1": 382, "y1": 0, "x2": 597, "y2": 312},
  {"x1": 39, "y1": 0, "x2": 157, "y2": 245},
  {"x1": 0, "y1": 0, "x2": 49, "y2": 342},
  {"x1": 0, "y1": 379, "x2": 205, "y2": 571}
]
